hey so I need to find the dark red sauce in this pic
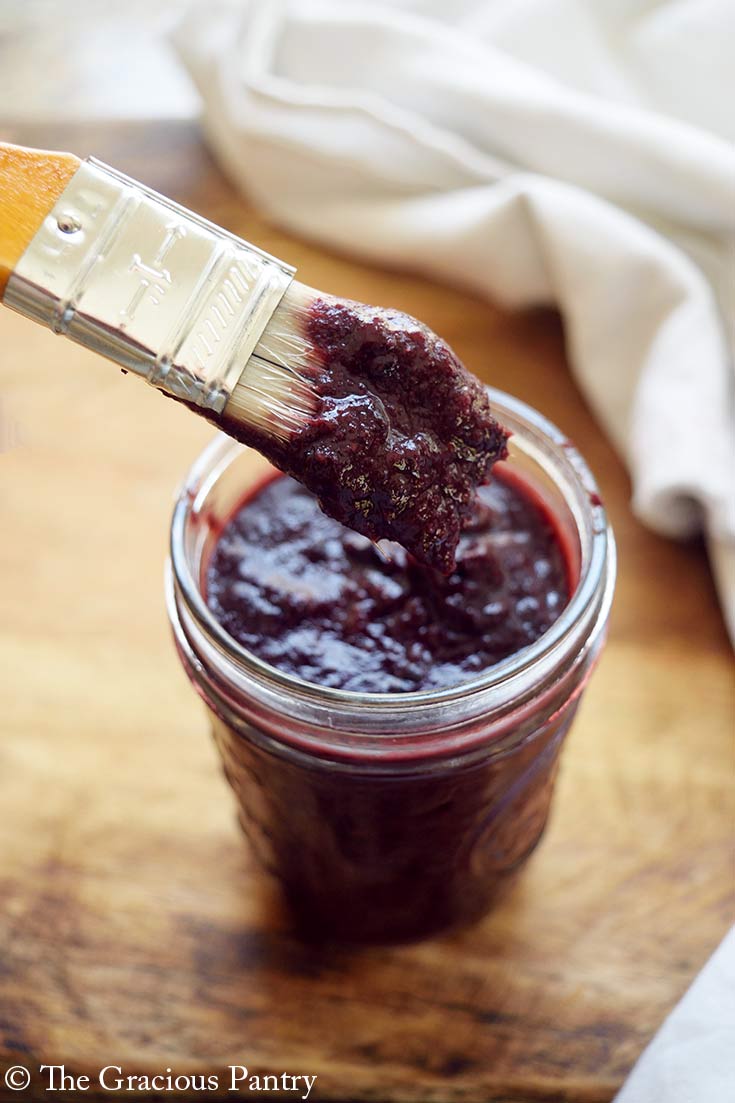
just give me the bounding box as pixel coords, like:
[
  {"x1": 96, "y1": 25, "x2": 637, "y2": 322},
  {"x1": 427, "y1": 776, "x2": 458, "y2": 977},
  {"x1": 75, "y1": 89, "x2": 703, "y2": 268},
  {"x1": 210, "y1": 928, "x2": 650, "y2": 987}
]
[
  {"x1": 220, "y1": 297, "x2": 509, "y2": 574},
  {"x1": 197, "y1": 302, "x2": 584, "y2": 941},
  {"x1": 211, "y1": 697, "x2": 575, "y2": 942},
  {"x1": 206, "y1": 467, "x2": 570, "y2": 694},
  {"x1": 200, "y1": 459, "x2": 578, "y2": 941}
]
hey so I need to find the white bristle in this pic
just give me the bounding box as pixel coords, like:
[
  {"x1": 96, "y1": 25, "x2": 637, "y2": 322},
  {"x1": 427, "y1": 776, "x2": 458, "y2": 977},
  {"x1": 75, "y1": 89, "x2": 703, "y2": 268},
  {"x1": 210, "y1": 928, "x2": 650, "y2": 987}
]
[
  {"x1": 226, "y1": 282, "x2": 324, "y2": 442},
  {"x1": 227, "y1": 355, "x2": 319, "y2": 439}
]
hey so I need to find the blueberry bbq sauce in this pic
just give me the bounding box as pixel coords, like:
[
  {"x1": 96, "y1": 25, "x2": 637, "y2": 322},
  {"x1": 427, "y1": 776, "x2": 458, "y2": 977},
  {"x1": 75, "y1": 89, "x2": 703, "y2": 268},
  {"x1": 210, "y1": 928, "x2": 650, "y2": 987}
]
[
  {"x1": 206, "y1": 470, "x2": 571, "y2": 694},
  {"x1": 189, "y1": 303, "x2": 594, "y2": 942},
  {"x1": 219, "y1": 296, "x2": 509, "y2": 574},
  {"x1": 200, "y1": 460, "x2": 576, "y2": 941}
]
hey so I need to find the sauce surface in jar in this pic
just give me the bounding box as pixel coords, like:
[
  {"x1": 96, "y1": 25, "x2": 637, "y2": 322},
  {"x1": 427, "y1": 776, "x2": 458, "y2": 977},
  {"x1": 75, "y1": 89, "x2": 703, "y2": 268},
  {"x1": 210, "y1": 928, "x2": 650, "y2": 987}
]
[{"x1": 205, "y1": 468, "x2": 571, "y2": 694}]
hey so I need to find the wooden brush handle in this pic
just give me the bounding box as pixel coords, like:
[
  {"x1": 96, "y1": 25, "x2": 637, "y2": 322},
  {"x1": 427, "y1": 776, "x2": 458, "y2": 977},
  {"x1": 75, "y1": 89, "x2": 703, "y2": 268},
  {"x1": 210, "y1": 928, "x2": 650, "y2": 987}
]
[{"x1": 0, "y1": 142, "x2": 80, "y2": 296}]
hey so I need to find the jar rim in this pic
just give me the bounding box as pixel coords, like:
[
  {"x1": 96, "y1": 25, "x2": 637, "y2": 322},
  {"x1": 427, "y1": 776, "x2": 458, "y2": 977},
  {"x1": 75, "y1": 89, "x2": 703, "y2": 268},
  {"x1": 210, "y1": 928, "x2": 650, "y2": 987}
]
[{"x1": 168, "y1": 387, "x2": 615, "y2": 735}]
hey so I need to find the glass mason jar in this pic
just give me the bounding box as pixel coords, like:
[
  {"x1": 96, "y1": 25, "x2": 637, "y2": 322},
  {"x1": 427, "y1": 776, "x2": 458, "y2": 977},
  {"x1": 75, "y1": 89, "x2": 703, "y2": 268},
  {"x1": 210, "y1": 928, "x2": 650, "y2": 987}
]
[{"x1": 166, "y1": 388, "x2": 615, "y2": 943}]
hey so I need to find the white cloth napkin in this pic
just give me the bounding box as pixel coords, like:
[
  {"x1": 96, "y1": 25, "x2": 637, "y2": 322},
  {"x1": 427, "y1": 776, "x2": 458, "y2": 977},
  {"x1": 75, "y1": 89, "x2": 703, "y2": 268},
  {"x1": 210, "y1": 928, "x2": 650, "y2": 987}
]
[
  {"x1": 171, "y1": 0, "x2": 735, "y2": 640},
  {"x1": 171, "y1": 0, "x2": 735, "y2": 645},
  {"x1": 614, "y1": 926, "x2": 735, "y2": 1103}
]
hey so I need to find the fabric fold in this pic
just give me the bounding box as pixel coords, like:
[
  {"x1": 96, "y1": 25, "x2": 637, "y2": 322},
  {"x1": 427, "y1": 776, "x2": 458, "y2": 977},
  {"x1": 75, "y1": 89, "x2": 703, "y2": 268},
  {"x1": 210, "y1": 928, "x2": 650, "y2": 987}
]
[{"x1": 172, "y1": 0, "x2": 735, "y2": 641}]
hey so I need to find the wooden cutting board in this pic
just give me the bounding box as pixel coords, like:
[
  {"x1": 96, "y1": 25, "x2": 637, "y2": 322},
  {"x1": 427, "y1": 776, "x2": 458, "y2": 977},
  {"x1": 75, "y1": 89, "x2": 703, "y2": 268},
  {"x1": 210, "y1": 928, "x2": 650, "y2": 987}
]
[{"x1": 1, "y1": 121, "x2": 733, "y2": 1103}]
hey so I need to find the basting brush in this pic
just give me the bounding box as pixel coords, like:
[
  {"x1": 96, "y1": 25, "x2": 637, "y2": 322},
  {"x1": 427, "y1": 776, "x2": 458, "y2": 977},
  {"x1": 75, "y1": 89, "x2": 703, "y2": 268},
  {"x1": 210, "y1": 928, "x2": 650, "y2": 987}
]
[{"x1": 0, "y1": 142, "x2": 508, "y2": 572}]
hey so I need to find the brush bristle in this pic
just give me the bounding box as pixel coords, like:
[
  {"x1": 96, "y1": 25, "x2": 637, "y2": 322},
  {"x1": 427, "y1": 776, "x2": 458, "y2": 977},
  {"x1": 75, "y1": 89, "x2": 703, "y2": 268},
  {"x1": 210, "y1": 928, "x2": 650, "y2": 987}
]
[{"x1": 226, "y1": 282, "x2": 322, "y2": 442}]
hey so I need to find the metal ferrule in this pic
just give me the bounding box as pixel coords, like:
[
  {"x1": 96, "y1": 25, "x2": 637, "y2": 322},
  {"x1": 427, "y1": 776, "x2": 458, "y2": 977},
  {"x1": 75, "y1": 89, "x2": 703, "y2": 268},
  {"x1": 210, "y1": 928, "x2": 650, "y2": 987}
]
[{"x1": 4, "y1": 158, "x2": 295, "y2": 413}]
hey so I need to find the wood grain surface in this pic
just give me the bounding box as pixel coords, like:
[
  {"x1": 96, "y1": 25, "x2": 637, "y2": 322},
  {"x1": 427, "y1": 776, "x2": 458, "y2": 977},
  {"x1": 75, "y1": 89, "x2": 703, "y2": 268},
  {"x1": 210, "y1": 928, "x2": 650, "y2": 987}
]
[{"x1": 1, "y1": 121, "x2": 733, "y2": 1103}]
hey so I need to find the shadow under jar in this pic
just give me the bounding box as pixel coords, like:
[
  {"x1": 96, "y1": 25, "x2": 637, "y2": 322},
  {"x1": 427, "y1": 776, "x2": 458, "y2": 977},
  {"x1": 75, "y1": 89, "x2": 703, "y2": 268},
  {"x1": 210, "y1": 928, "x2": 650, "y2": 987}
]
[{"x1": 166, "y1": 388, "x2": 615, "y2": 943}]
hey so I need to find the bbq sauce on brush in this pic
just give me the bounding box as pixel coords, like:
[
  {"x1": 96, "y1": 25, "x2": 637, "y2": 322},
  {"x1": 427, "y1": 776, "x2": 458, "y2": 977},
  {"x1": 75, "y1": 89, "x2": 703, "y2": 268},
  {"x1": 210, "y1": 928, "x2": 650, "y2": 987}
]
[{"x1": 220, "y1": 297, "x2": 509, "y2": 574}]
